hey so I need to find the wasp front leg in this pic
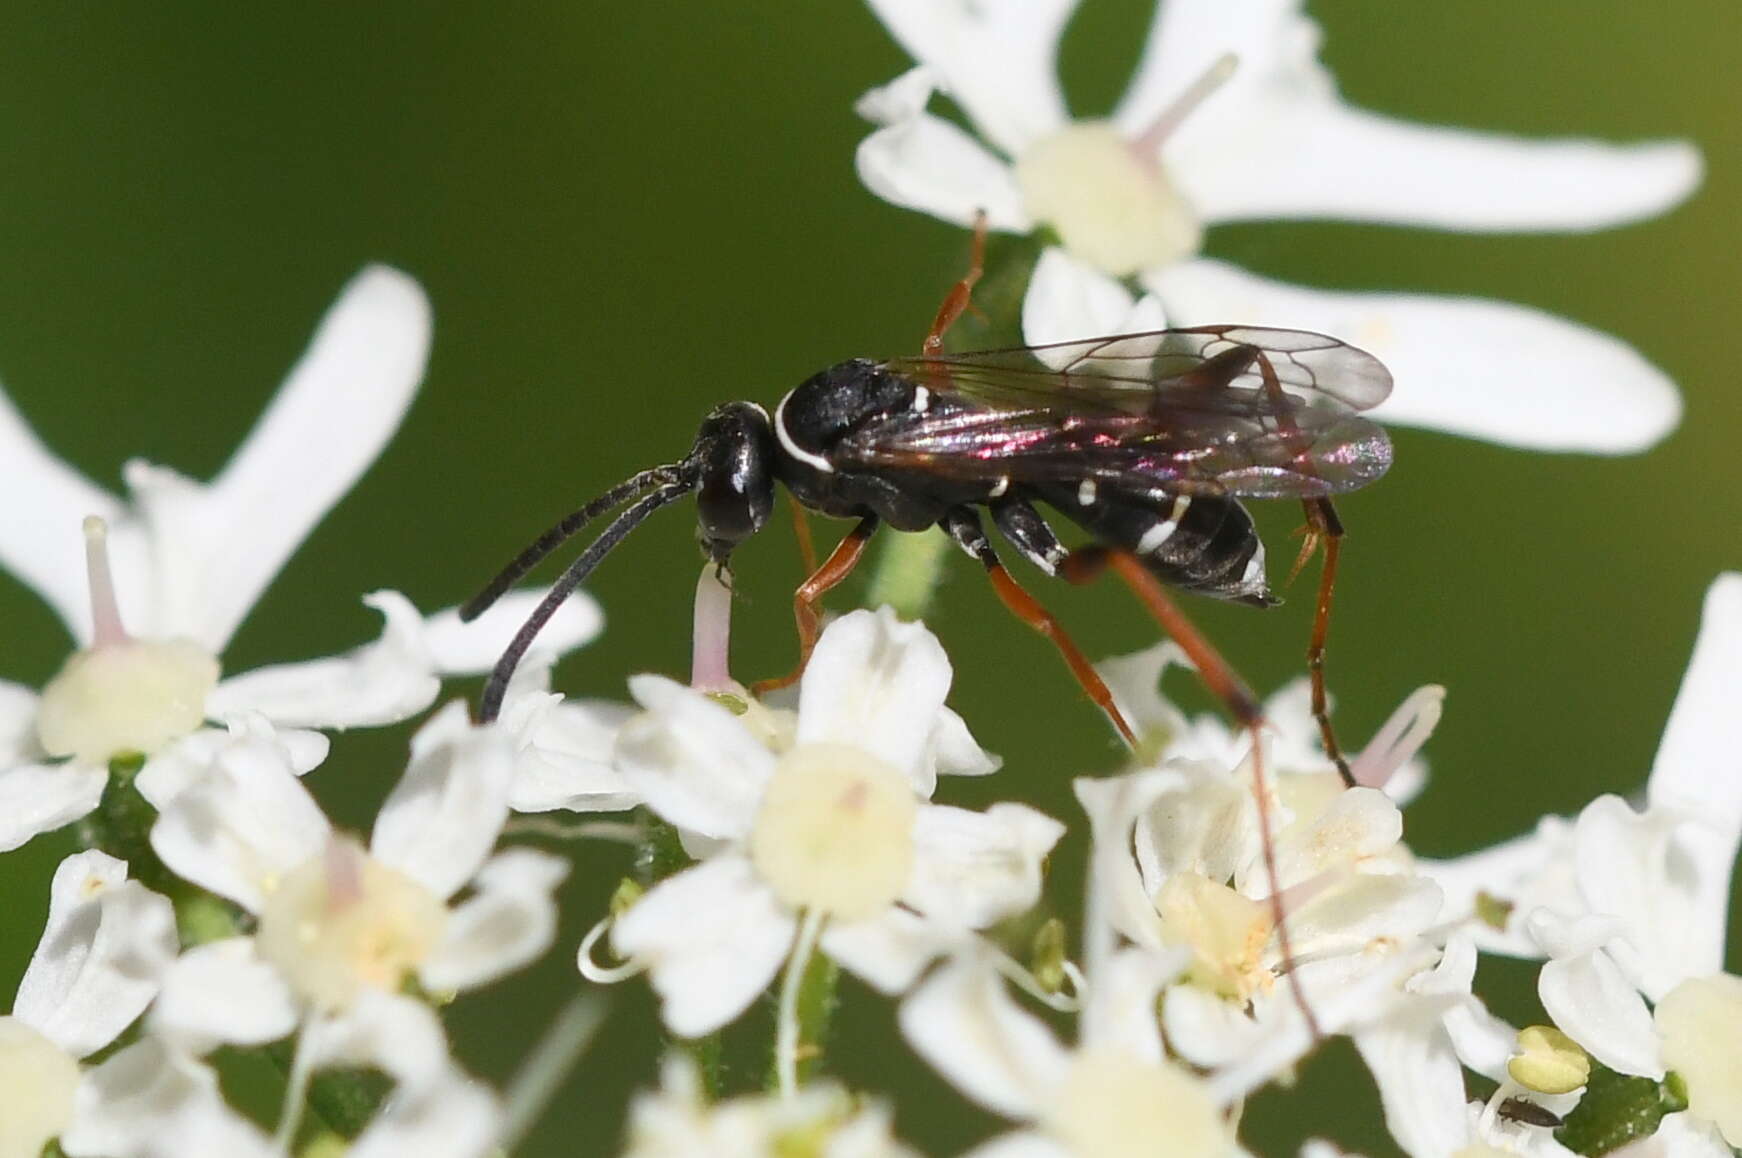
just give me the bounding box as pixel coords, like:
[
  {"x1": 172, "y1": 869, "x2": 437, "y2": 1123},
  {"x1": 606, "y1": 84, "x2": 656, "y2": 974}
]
[{"x1": 922, "y1": 211, "x2": 988, "y2": 356}]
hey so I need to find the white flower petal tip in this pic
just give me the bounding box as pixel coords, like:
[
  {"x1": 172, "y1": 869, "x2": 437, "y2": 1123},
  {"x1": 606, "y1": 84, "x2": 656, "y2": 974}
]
[
  {"x1": 371, "y1": 700, "x2": 515, "y2": 902},
  {"x1": 855, "y1": 115, "x2": 1031, "y2": 231},
  {"x1": 0, "y1": 760, "x2": 109, "y2": 852},
  {"x1": 797, "y1": 607, "x2": 957, "y2": 779},
  {"x1": 613, "y1": 856, "x2": 796, "y2": 1038},
  {"x1": 1148, "y1": 259, "x2": 1681, "y2": 454},
  {"x1": 149, "y1": 939, "x2": 298, "y2": 1054},
  {"x1": 420, "y1": 848, "x2": 568, "y2": 992},
  {"x1": 14, "y1": 851, "x2": 178, "y2": 1059},
  {"x1": 1023, "y1": 249, "x2": 1168, "y2": 361},
  {"x1": 423, "y1": 586, "x2": 603, "y2": 677},
  {"x1": 206, "y1": 590, "x2": 441, "y2": 730}
]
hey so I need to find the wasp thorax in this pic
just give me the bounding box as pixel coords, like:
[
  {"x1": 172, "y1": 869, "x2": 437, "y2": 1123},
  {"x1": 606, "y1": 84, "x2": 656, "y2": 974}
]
[
  {"x1": 693, "y1": 401, "x2": 777, "y2": 563},
  {"x1": 1015, "y1": 122, "x2": 1203, "y2": 277}
]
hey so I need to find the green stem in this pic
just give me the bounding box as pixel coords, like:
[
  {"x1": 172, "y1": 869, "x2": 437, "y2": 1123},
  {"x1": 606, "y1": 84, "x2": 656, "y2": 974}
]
[
  {"x1": 770, "y1": 910, "x2": 838, "y2": 1095},
  {"x1": 863, "y1": 529, "x2": 952, "y2": 621}
]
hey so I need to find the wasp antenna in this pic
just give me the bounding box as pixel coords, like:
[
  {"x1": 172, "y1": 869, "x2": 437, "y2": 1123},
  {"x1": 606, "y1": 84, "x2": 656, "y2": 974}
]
[
  {"x1": 460, "y1": 466, "x2": 685, "y2": 622},
  {"x1": 477, "y1": 483, "x2": 691, "y2": 723}
]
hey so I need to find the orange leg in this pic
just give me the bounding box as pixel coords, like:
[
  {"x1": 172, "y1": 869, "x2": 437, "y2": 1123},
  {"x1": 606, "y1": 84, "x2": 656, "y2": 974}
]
[
  {"x1": 787, "y1": 492, "x2": 818, "y2": 575},
  {"x1": 753, "y1": 516, "x2": 878, "y2": 695},
  {"x1": 923, "y1": 211, "x2": 988, "y2": 356},
  {"x1": 982, "y1": 562, "x2": 1138, "y2": 748},
  {"x1": 1301, "y1": 498, "x2": 1353, "y2": 786},
  {"x1": 1063, "y1": 546, "x2": 1324, "y2": 1041}
]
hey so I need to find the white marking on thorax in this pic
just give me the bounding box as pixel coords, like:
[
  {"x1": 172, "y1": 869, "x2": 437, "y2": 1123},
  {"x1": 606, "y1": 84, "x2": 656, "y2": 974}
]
[
  {"x1": 1136, "y1": 494, "x2": 1192, "y2": 555},
  {"x1": 1077, "y1": 479, "x2": 1098, "y2": 506},
  {"x1": 773, "y1": 391, "x2": 835, "y2": 474},
  {"x1": 911, "y1": 385, "x2": 931, "y2": 414},
  {"x1": 1240, "y1": 541, "x2": 1268, "y2": 591},
  {"x1": 988, "y1": 476, "x2": 1010, "y2": 498}
]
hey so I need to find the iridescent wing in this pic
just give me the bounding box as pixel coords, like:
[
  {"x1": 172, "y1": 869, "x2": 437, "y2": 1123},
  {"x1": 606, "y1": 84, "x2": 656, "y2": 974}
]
[{"x1": 855, "y1": 326, "x2": 1394, "y2": 499}]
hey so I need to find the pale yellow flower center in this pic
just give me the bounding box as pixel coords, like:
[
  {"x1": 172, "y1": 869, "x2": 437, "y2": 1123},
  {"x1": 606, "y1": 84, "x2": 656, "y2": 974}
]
[
  {"x1": 256, "y1": 837, "x2": 447, "y2": 1011},
  {"x1": 1157, "y1": 871, "x2": 1274, "y2": 1000},
  {"x1": 1015, "y1": 122, "x2": 1202, "y2": 278},
  {"x1": 1507, "y1": 1024, "x2": 1589, "y2": 1095},
  {"x1": 1042, "y1": 1051, "x2": 1230, "y2": 1158},
  {"x1": 748, "y1": 742, "x2": 917, "y2": 922},
  {"x1": 35, "y1": 517, "x2": 219, "y2": 764},
  {"x1": 1655, "y1": 972, "x2": 1742, "y2": 1147},
  {"x1": 0, "y1": 1016, "x2": 80, "y2": 1157}
]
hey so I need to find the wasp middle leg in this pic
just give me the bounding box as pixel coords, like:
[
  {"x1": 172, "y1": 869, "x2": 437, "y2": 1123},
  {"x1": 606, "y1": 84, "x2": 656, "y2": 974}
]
[{"x1": 922, "y1": 211, "x2": 989, "y2": 356}]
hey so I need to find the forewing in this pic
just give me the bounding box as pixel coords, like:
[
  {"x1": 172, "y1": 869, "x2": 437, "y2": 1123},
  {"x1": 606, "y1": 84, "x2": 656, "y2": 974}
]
[
  {"x1": 840, "y1": 404, "x2": 1392, "y2": 499},
  {"x1": 864, "y1": 326, "x2": 1394, "y2": 498}
]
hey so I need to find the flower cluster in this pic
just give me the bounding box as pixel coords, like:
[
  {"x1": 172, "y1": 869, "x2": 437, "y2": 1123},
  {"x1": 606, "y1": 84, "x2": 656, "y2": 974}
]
[{"x1": 0, "y1": 2, "x2": 1726, "y2": 1157}]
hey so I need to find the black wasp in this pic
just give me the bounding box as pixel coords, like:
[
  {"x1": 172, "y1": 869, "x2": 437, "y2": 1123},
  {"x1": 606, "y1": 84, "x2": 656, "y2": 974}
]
[{"x1": 462, "y1": 246, "x2": 1393, "y2": 780}]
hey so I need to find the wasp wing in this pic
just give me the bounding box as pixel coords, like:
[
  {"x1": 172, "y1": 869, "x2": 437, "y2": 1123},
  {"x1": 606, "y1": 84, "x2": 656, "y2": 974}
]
[{"x1": 859, "y1": 326, "x2": 1394, "y2": 499}]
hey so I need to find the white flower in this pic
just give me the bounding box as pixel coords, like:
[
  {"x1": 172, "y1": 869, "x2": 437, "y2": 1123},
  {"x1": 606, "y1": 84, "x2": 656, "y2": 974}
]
[
  {"x1": 1423, "y1": 573, "x2": 1742, "y2": 1153},
  {"x1": 622, "y1": 1054, "x2": 918, "y2": 1158},
  {"x1": 602, "y1": 607, "x2": 1062, "y2": 1038},
  {"x1": 495, "y1": 650, "x2": 639, "y2": 815},
  {"x1": 0, "y1": 851, "x2": 177, "y2": 1158},
  {"x1": 856, "y1": 0, "x2": 1698, "y2": 453},
  {"x1": 0, "y1": 266, "x2": 602, "y2": 852},
  {"x1": 143, "y1": 703, "x2": 567, "y2": 1018}
]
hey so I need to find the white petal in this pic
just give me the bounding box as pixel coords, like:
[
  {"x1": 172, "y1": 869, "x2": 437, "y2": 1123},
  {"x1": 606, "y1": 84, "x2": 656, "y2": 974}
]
[
  {"x1": 1424, "y1": 934, "x2": 1517, "y2": 1083},
  {"x1": 1075, "y1": 770, "x2": 1190, "y2": 959},
  {"x1": 421, "y1": 585, "x2": 603, "y2": 675},
  {"x1": 1653, "y1": 1113, "x2": 1737, "y2": 1158},
  {"x1": 898, "y1": 953, "x2": 1068, "y2": 1120},
  {"x1": 0, "y1": 760, "x2": 107, "y2": 852},
  {"x1": 14, "y1": 852, "x2": 177, "y2": 1058},
  {"x1": 62, "y1": 1038, "x2": 275, "y2": 1158},
  {"x1": 0, "y1": 680, "x2": 41, "y2": 761},
  {"x1": 906, "y1": 803, "x2": 1064, "y2": 928},
  {"x1": 1115, "y1": 0, "x2": 1700, "y2": 232},
  {"x1": 1147, "y1": 259, "x2": 1680, "y2": 454},
  {"x1": 1272, "y1": 786, "x2": 1401, "y2": 887},
  {"x1": 207, "y1": 590, "x2": 440, "y2": 729},
  {"x1": 860, "y1": 0, "x2": 1072, "y2": 154},
  {"x1": 1571, "y1": 796, "x2": 1700, "y2": 999},
  {"x1": 1179, "y1": 98, "x2": 1699, "y2": 232},
  {"x1": 856, "y1": 115, "x2": 1030, "y2": 231},
  {"x1": 821, "y1": 907, "x2": 952, "y2": 994},
  {"x1": 420, "y1": 848, "x2": 568, "y2": 992},
  {"x1": 798, "y1": 608, "x2": 954, "y2": 785},
  {"x1": 499, "y1": 657, "x2": 637, "y2": 813},
  {"x1": 371, "y1": 701, "x2": 514, "y2": 901},
  {"x1": 136, "y1": 718, "x2": 329, "y2": 811},
  {"x1": 1094, "y1": 641, "x2": 1192, "y2": 746},
  {"x1": 0, "y1": 387, "x2": 125, "y2": 640},
  {"x1": 922, "y1": 706, "x2": 1001, "y2": 785},
  {"x1": 961, "y1": 1133, "x2": 1072, "y2": 1158},
  {"x1": 148, "y1": 938, "x2": 297, "y2": 1053},
  {"x1": 1023, "y1": 249, "x2": 1169, "y2": 364},
  {"x1": 157, "y1": 266, "x2": 430, "y2": 651},
  {"x1": 616, "y1": 674, "x2": 774, "y2": 840},
  {"x1": 1080, "y1": 947, "x2": 1180, "y2": 1061},
  {"x1": 312, "y1": 990, "x2": 451, "y2": 1092},
  {"x1": 1351, "y1": 1003, "x2": 1472, "y2": 1158},
  {"x1": 1538, "y1": 949, "x2": 1663, "y2": 1078},
  {"x1": 349, "y1": 1065, "x2": 501, "y2": 1158},
  {"x1": 611, "y1": 855, "x2": 795, "y2": 1038},
  {"x1": 149, "y1": 728, "x2": 331, "y2": 912},
  {"x1": 1165, "y1": 984, "x2": 1265, "y2": 1069},
  {"x1": 1419, "y1": 815, "x2": 1580, "y2": 958},
  {"x1": 1645, "y1": 573, "x2": 1742, "y2": 977}
]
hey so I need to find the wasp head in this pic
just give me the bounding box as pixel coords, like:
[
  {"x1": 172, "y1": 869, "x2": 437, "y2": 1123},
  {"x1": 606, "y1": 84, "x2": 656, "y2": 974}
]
[{"x1": 691, "y1": 401, "x2": 777, "y2": 566}]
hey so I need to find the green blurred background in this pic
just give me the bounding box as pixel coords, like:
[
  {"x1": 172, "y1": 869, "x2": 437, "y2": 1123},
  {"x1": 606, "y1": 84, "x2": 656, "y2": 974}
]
[{"x1": 0, "y1": 2, "x2": 1735, "y2": 1154}]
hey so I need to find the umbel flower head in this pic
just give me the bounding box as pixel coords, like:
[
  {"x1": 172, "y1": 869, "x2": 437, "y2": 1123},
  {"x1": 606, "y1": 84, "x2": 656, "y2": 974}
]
[
  {"x1": 856, "y1": 0, "x2": 1700, "y2": 453},
  {"x1": 0, "y1": 266, "x2": 601, "y2": 852}
]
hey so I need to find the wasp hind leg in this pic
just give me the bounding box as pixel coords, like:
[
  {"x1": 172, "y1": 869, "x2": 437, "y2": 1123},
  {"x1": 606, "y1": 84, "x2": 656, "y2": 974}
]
[{"x1": 1300, "y1": 497, "x2": 1354, "y2": 787}]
